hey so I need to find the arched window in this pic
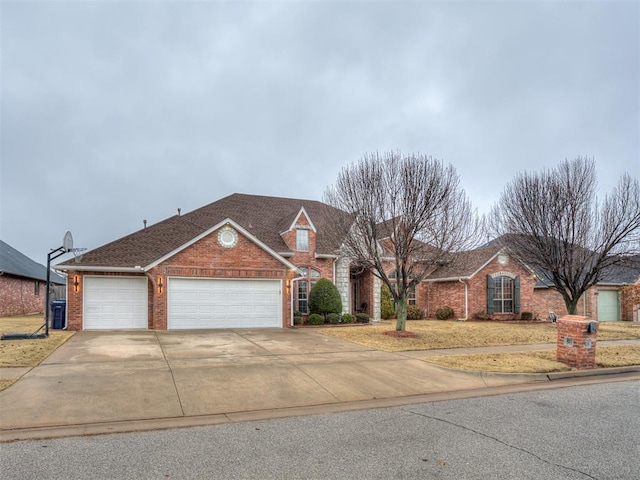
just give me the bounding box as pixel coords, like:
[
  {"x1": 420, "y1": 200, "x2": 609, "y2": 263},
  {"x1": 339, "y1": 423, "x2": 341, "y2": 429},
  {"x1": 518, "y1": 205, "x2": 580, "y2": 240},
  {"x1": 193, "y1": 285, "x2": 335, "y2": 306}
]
[
  {"x1": 296, "y1": 267, "x2": 321, "y2": 314},
  {"x1": 487, "y1": 274, "x2": 520, "y2": 314}
]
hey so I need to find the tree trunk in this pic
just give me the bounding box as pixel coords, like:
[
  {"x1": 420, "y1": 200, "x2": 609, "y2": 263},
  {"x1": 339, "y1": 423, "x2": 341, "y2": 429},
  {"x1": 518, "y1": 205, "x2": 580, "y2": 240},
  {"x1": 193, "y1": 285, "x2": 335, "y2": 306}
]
[
  {"x1": 564, "y1": 296, "x2": 579, "y2": 315},
  {"x1": 396, "y1": 293, "x2": 407, "y2": 332}
]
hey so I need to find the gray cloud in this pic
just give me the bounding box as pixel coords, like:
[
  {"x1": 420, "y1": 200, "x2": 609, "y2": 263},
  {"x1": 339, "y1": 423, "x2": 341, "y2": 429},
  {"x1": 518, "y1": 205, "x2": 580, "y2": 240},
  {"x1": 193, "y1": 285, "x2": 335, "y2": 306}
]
[{"x1": 1, "y1": 0, "x2": 638, "y2": 264}]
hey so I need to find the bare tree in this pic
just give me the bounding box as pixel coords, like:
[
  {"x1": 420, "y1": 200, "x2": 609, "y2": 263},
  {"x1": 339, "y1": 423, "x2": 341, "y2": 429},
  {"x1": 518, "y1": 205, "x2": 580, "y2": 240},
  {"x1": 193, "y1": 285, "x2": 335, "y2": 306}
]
[
  {"x1": 490, "y1": 157, "x2": 640, "y2": 315},
  {"x1": 324, "y1": 151, "x2": 479, "y2": 331}
]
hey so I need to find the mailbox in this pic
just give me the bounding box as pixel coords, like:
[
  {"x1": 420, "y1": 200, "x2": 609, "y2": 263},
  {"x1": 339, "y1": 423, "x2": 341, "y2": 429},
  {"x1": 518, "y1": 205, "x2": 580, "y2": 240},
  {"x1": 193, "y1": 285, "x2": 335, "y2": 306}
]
[{"x1": 587, "y1": 321, "x2": 598, "y2": 334}]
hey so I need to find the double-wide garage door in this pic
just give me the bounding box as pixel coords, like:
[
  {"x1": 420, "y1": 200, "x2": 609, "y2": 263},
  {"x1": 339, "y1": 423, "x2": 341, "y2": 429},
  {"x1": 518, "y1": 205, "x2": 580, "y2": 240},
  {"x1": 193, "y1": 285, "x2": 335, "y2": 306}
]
[{"x1": 168, "y1": 278, "x2": 282, "y2": 329}]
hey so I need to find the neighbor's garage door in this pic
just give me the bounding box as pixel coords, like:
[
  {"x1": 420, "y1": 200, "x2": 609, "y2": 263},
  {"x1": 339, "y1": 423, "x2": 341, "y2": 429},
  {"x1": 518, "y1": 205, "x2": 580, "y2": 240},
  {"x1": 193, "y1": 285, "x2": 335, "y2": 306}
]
[
  {"x1": 84, "y1": 277, "x2": 148, "y2": 329},
  {"x1": 168, "y1": 278, "x2": 282, "y2": 329},
  {"x1": 597, "y1": 290, "x2": 620, "y2": 322}
]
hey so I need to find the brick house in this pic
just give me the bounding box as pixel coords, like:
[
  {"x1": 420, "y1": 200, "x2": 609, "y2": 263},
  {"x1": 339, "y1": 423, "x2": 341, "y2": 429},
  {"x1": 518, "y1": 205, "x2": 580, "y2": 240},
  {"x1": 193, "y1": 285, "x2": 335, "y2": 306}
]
[
  {"x1": 419, "y1": 245, "x2": 639, "y2": 322},
  {"x1": 419, "y1": 245, "x2": 538, "y2": 320},
  {"x1": 533, "y1": 257, "x2": 640, "y2": 322},
  {"x1": 0, "y1": 240, "x2": 66, "y2": 317},
  {"x1": 56, "y1": 194, "x2": 381, "y2": 330}
]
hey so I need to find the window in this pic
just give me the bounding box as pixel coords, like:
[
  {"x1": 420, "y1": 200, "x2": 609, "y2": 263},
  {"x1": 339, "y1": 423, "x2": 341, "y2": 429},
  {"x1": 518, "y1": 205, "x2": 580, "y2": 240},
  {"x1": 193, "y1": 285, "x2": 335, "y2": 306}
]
[
  {"x1": 494, "y1": 276, "x2": 513, "y2": 313},
  {"x1": 388, "y1": 272, "x2": 416, "y2": 305},
  {"x1": 296, "y1": 229, "x2": 309, "y2": 251},
  {"x1": 487, "y1": 275, "x2": 520, "y2": 314},
  {"x1": 298, "y1": 281, "x2": 308, "y2": 314},
  {"x1": 296, "y1": 267, "x2": 321, "y2": 313},
  {"x1": 407, "y1": 285, "x2": 416, "y2": 306}
]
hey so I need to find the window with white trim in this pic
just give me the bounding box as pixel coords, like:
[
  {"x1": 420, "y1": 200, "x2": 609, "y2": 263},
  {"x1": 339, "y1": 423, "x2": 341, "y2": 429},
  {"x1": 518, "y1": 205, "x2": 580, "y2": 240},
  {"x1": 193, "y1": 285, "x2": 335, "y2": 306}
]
[
  {"x1": 296, "y1": 267, "x2": 320, "y2": 314},
  {"x1": 296, "y1": 229, "x2": 309, "y2": 251}
]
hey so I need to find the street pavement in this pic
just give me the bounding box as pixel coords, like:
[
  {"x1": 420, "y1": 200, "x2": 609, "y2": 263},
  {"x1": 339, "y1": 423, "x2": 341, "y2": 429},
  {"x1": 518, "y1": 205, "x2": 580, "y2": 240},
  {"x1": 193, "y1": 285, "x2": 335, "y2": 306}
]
[
  {"x1": 1, "y1": 329, "x2": 638, "y2": 442},
  {"x1": 1, "y1": 380, "x2": 638, "y2": 479}
]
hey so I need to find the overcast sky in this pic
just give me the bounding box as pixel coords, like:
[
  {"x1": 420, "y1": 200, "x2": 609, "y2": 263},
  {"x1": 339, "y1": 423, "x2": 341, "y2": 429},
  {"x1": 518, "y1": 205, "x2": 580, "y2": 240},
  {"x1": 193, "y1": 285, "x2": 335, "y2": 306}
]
[{"x1": 1, "y1": 0, "x2": 638, "y2": 266}]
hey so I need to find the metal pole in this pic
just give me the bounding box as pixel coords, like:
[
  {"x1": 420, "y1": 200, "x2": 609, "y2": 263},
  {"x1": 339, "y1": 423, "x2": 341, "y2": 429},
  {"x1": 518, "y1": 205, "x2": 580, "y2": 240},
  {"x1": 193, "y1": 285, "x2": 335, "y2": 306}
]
[{"x1": 45, "y1": 251, "x2": 51, "y2": 336}]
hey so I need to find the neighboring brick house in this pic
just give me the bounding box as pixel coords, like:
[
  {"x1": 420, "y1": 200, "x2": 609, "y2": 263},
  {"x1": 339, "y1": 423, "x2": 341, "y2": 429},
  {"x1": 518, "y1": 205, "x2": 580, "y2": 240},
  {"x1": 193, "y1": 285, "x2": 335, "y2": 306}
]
[
  {"x1": 56, "y1": 194, "x2": 381, "y2": 330},
  {"x1": 533, "y1": 257, "x2": 640, "y2": 322},
  {"x1": 419, "y1": 245, "x2": 538, "y2": 320},
  {"x1": 0, "y1": 240, "x2": 66, "y2": 317}
]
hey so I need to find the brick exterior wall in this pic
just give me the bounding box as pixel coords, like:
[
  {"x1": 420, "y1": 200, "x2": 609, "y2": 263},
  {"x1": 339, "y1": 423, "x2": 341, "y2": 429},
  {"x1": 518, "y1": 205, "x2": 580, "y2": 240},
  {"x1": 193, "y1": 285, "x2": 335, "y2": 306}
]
[
  {"x1": 66, "y1": 216, "x2": 344, "y2": 330},
  {"x1": 0, "y1": 274, "x2": 46, "y2": 317},
  {"x1": 418, "y1": 253, "x2": 537, "y2": 320},
  {"x1": 535, "y1": 285, "x2": 639, "y2": 322},
  {"x1": 556, "y1": 315, "x2": 598, "y2": 369},
  {"x1": 533, "y1": 287, "x2": 594, "y2": 319}
]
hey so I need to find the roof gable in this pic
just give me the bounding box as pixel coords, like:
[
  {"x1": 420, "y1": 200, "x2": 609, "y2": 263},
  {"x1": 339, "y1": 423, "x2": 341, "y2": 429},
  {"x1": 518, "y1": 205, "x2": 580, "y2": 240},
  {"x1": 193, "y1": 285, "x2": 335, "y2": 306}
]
[
  {"x1": 146, "y1": 218, "x2": 299, "y2": 272},
  {"x1": 282, "y1": 207, "x2": 317, "y2": 233}
]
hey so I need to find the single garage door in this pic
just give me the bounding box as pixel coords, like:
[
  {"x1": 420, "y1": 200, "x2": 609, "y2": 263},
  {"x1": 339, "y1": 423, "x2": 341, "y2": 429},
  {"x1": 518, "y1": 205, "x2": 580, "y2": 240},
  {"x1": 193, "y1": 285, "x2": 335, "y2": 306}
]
[
  {"x1": 84, "y1": 277, "x2": 148, "y2": 329},
  {"x1": 168, "y1": 278, "x2": 282, "y2": 329},
  {"x1": 597, "y1": 290, "x2": 620, "y2": 322}
]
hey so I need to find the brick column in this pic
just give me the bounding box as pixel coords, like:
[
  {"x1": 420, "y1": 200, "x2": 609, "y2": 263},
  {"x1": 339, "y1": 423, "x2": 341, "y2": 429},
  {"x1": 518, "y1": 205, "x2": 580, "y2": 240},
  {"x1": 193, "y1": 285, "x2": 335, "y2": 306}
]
[{"x1": 556, "y1": 315, "x2": 598, "y2": 370}]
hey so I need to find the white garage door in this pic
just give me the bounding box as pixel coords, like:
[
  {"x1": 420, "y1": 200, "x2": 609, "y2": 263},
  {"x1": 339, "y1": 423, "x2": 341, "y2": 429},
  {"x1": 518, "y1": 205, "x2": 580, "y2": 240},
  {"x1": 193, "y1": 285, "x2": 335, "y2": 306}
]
[
  {"x1": 84, "y1": 277, "x2": 148, "y2": 329},
  {"x1": 168, "y1": 278, "x2": 282, "y2": 329}
]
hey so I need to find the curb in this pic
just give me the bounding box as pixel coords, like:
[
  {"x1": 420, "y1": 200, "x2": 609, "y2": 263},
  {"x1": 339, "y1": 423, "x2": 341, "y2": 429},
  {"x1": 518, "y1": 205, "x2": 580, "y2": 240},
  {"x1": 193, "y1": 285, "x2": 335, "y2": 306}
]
[{"x1": 547, "y1": 365, "x2": 640, "y2": 380}]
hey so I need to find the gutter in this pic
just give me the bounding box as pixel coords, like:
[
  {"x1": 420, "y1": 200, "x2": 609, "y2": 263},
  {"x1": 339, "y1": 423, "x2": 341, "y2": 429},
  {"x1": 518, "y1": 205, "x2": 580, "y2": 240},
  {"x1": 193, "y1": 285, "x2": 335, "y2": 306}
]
[
  {"x1": 458, "y1": 278, "x2": 468, "y2": 320},
  {"x1": 55, "y1": 265, "x2": 146, "y2": 273}
]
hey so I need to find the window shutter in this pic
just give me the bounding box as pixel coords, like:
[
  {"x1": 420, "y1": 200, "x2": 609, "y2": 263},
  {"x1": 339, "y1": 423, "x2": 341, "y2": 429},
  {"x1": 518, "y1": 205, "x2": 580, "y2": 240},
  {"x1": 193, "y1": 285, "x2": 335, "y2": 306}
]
[
  {"x1": 486, "y1": 275, "x2": 495, "y2": 314},
  {"x1": 514, "y1": 276, "x2": 521, "y2": 314}
]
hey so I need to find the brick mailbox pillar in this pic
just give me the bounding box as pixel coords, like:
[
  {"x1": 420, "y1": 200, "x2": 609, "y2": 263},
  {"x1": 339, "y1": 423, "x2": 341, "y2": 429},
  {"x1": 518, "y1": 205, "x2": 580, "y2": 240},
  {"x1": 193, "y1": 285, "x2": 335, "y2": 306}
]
[{"x1": 557, "y1": 315, "x2": 598, "y2": 370}]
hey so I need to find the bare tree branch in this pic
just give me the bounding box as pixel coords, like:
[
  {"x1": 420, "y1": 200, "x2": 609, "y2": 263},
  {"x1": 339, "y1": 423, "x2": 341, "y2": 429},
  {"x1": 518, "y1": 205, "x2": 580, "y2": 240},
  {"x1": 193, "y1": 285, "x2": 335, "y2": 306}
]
[
  {"x1": 489, "y1": 157, "x2": 640, "y2": 314},
  {"x1": 325, "y1": 151, "x2": 480, "y2": 331}
]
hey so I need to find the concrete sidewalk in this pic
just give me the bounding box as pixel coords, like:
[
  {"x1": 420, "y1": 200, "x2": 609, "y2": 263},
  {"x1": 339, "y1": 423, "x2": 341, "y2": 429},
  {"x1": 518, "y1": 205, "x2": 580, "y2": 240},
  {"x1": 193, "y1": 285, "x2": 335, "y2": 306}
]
[{"x1": 1, "y1": 330, "x2": 638, "y2": 442}]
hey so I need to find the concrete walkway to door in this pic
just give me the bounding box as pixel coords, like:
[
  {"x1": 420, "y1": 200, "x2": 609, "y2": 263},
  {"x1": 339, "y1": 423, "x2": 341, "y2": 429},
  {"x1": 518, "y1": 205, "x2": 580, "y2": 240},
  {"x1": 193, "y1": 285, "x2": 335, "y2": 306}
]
[{"x1": 2, "y1": 329, "x2": 636, "y2": 442}]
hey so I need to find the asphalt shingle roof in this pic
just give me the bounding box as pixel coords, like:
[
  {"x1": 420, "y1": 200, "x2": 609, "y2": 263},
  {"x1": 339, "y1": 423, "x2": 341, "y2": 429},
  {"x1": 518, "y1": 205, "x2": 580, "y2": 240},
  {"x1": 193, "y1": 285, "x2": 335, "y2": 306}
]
[
  {"x1": 0, "y1": 240, "x2": 66, "y2": 283},
  {"x1": 59, "y1": 193, "x2": 352, "y2": 269},
  {"x1": 425, "y1": 245, "x2": 502, "y2": 280}
]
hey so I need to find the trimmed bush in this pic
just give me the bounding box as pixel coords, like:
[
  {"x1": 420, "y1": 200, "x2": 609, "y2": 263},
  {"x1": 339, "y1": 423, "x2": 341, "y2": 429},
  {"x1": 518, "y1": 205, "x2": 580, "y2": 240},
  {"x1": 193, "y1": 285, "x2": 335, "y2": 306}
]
[
  {"x1": 326, "y1": 313, "x2": 340, "y2": 324},
  {"x1": 341, "y1": 313, "x2": 354, "y2": 324},
  {"x1": 309, "y1": 278, "x2": 343, "y2": 316},
  {"x1": 293, "y1": 316, "x2": 303, "y2": 325},
  {"x1": 436, "y1": 305, "x2": 455, "y2": 320},
  {"x1": 308, "y1": 314, "x2": 324, "y2": 325},
  {"x1": 355, "y1": 313, "x2": 370, "y2": 323},
  {"x1": 407, "y1": 305, "x2": 423, "y2": 320},
  {"x1": 381, "y1": 284, "x2": 395, "y2": 319},
  {"x1": 521, "y1": 311, "x2": 534, "y2": 321}
]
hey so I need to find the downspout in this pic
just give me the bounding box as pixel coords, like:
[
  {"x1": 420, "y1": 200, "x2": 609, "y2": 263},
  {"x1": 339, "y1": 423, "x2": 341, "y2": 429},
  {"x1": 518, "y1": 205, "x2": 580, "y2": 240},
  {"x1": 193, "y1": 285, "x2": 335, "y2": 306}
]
[
  {"x1": 289, "y1": 276, "x2": 306, "y2": 327},
  {"x1": 459, "y1": 278, "x2": 468, "y2": 321}
]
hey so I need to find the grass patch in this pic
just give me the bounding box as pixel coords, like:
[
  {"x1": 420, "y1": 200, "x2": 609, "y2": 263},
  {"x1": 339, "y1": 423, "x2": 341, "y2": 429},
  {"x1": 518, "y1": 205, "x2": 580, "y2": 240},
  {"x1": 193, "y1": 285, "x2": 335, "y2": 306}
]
[
  {"x1": 0, "y1": 314, "x2": 75, "y2": 368},
  {"x1": 0, "y1": 379, "x2": 17, "y2": 391},
  {"x1": 318, "y1": 319, "x2": 640, "y2": 352},
  {"x1": 422, "y1": 346, "x2": 640, "y2": 373}
]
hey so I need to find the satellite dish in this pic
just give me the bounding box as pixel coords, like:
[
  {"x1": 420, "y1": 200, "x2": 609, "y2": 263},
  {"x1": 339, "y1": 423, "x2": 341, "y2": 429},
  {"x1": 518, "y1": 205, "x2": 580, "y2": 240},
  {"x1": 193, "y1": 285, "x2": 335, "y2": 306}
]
[{"x1": 63, "y1": 231, "x2": 73, "y2": 252}]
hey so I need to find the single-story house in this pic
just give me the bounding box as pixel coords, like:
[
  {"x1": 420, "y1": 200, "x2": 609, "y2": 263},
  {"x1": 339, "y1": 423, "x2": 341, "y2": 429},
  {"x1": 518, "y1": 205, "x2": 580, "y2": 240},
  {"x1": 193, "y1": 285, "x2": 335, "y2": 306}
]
[
  {"x1": 418, "y1": 245, "x2": 538, "y2": 320},
  {"x1": 533, "y1": 256, "x2": 640, "y2": 322},
  {"x1": 0, "y1": 240, "x2": 66, "y2": 317},
  {"x1": 56, "y1": 194, "x2": 381, "y2": 330}
]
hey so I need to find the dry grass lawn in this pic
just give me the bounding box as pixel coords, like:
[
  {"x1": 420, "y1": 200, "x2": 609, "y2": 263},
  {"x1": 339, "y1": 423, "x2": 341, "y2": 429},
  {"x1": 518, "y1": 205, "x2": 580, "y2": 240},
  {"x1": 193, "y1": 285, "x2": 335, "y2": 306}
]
[
  {"x1": 318, "y1": 320, "x2": 640, "y2": 352},
  {"x1": 0, "y1": 314, "x2": 74, "y2": 368},
  {"x1": 423, "y1": 345, "x2": 640, "y2": 373}
]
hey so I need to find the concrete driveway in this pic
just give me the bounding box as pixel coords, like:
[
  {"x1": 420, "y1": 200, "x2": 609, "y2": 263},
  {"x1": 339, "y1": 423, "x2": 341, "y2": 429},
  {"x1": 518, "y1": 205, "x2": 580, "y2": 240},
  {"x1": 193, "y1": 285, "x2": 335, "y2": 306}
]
[{"x1": 0, "y1": 329, "x2": 542, "y2": 438}]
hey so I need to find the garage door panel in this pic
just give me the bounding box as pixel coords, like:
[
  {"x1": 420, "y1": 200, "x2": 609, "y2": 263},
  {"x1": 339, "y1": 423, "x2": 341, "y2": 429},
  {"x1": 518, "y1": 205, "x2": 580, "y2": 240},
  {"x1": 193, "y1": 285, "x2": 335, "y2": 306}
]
[
  {"x1": 84, "y1": 277, "x2": 148, "y2": 329},
  {"x1": 598, "y1": 290, "x2": 620, "y2": 322},
  {"x1": 168, "y1": 278, "x2": 281, "y2": 329}
]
